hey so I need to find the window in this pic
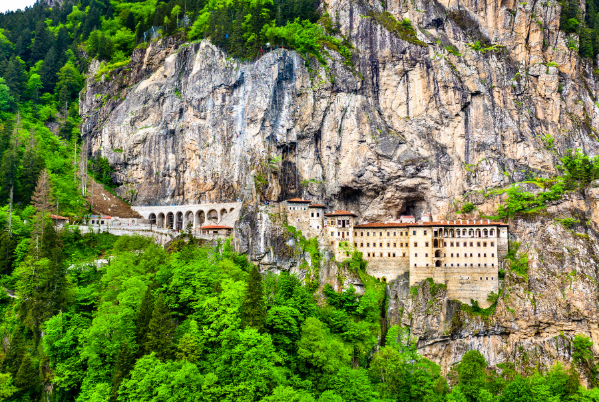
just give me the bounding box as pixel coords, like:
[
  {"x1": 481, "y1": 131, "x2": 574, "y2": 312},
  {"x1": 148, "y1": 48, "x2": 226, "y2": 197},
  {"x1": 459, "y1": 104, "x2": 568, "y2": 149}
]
[
  {"x1": 413, "y1": 230, "x2": 416, "y2": 235},
  {"x1": 415, "y1": 253, "x2": 418, "y2": 257},
  {"x1": 311, "y1": 212, "x2": 314, "y2": 217},
  {"x1": 330, "y1": 232, "x2": 334, "y2": 236},
  {"x1": 486, "y1": 277, "x2": 488, "y2": 280},
  {"x1": 331, "y1": 241, "x2": 334, "y2": 245},
  {"x1": 483, "y1": 242, "x2": 487, "y2": 247},
  {"x1": 317, "y1": 213, "x2": 320, "y2": 217},
  {"x1": 425, "y1": 253, "x2": 428, "y2": 257},
  {"x1": 492, "y1": 263, "x2": 495, "y2": 267},
  {"x1": 484, "y1": 253, "x2": 487, "y2": 257},
  {"x1": 360, "y1": 243, "x2": 363, "y2": 247},
  {"x1": 368, "y1": 253, "x2": 371, "y2": 257},
  {"x1": 387, "y1": 243, "x2": 390, "y2": 247},
  {"x1": 426, "y1": 263, "x2": 429, "y2": 267},
  {"x1": 424, "y1": 230, "x2": 427, "y2": 235},
  {"x1": 484, "y1": 263, "x2": 487, "y2": 267},
  {"x1": 373, "y1": 243, "x2": 376, "y2": 248},
  {"x1": 393, "y1": 243, "x2": 396, "y2": 247},
  {"x1": 414, "y1": 242, "x2": 418, "y2": 247},
  {"x1": 477, "y1": 242, "x2": 481, "y2": 247},
  {"x1": 380, "y1": 243, "x2": 382, "y2": 247},
  {"x1": 393, "y1": 231, "x2": 396, "y2": 236},
  {"x1": 470, "y1": 253, "x2": 472, "y2": 257},
  {"x1": 451, "y1": 242, "x2": 454, "y2": 247},
  {"x1": 403, "y1": 253, "x2": 406, "y2": 257},
  {"x1": 400, "y1": 243, "x2": 403, "y2": 247},
  {"x1": 380, "y1": 253, "x2": 383, "y2": 257},
  {"x1": 470, "y1": 242, "x2": 473, "y2": 247},
  {"x1": 457, "y1": 253, "x2": 459, "y2": 257},
  {"x1": 317, "y1": 226, "x2": 320, "y2": 229},
  {"x1": 451, "y1": 253, "x2": 454, "y2": 257},
  {"x1": 491, "y1": 242, "x2": 494, "y2": 246},
  {"x1": 101, "y1": 221, "x2": 104, "y2": 224},
  {"x1": 492, "y1": 253, "x2": 494, "y2": 257},
  {"x1": 338, "y1": 220, "x2": 341, "y2": 225},
  {"x1": 414, "y1": 264, "x2": 417, "y2": 267},
  {"x1": 451, "y1": 264, "x2": 454, "y2": 267},
  {"x1": 463, "y1": 242, "x2": 467, "y2": 247},
  {"x1": 425, "y1": 242, "x2": 429, "y2": 247},
  {"x1": 457, "y1": 264, "x2": 460, "y2": 267},
  {"x1": 478, "y1": 253, "x2": 480, "y2": 257},
  {"x1": 387, "y1": 232, "x2": 390, "y2": 236},
  {"x1": 393, "y1": 253, "x2": 396, "y2": 257},
  {"x1": 379, "y1": 232, "x2": 382, "y2": 237},
  {"x1": 367, "y1": 243, "x2": 370, "y2": 247},
  {"x1": 338, "y1": 232, "x2": 340, "y2": 236},
  {"x1": 367, "y1": 232, "x2": 370, "y2": 236},
  {"x1": 480, "y1": 277, "x2": 482, "y2": 280},
  {"x1": 354, "y1": 242, "x2": 357, "y2": 247},
  {"x1": 388, "y1": 253, "x2": 391, "y2": 257},
  {"x1": 355, "y1": 232, "x2": 357, "y2": 236}
]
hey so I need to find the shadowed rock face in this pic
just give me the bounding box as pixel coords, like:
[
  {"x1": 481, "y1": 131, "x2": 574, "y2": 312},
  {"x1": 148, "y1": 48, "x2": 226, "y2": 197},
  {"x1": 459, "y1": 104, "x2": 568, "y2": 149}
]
[{"x1": 81, "y1": 0, "x2": 599, "y2": 376}]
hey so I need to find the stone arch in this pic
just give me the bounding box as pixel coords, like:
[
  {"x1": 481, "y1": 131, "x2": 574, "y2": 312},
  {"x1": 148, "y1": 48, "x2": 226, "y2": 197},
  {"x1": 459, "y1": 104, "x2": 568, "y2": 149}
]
[
  {"x1": 450, "y1": 229, "x2": 454, "y2": 237},
  {"x1": 230, "y1": 207, "x2": 235, "y2": 213},
  {"x1": 433, "y1": 239, "x2": 439, "y2": 248},
  {"x1": 220, "y1": 208, "x2": 228, "y2": 221},
  {"x1": 435, "y1": 260, "x2": 442, "y2": 267},
  {"x1": 469, "y1": 229, "x2": 474, "y2": 237},
  {"x1": 476, "y1": 229, "x2": 481, "y2": 237},
  {"x1": 444, "y1": 229, "x2": 448, "y2": 237},
  {"x1": 196, "y1": 210, "x2": 205, "y2": 227},
  {"x1": 176, "y1": 212, "x2": 184, "y2": 230},
  {"x1": 490, "y1": 229, "x2": 495, "y2": 237},
  {"x1": 462, "y1": 229, "x2": 467, "y2": 236},
  {"x1": 166, "y1": 212, "x2": 174, "y2": 229},
  {"x1": 185, "y1": 211, "x2": 194, "y2": 229},
  {"x1": 149, "y1": 213, "x2": 156, "y2": 225},
  {"x1": 157, "y1": 213, "x2": 165, "y2": 228},
  {"x1": 434, "y1": 250, "x2": 442, "y2": 257},
  {"x1": 207, "y1": 209, "x2": 218, "y2": 223},
  {"x1": 483, "y1": 229, "x2": 488, "y2": 237}
]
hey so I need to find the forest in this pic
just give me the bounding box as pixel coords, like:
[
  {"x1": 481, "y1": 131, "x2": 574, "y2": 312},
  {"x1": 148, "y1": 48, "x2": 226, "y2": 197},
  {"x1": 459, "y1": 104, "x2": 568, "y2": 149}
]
[{"x1": 0, "y1": 0, "x2": 599, "y2": 400}]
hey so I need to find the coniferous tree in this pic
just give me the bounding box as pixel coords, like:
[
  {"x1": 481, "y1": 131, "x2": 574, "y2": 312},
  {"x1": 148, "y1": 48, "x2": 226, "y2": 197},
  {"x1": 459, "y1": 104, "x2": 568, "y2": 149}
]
[
  {"x1": 126, "y1": 11, "x2": 136, "y2": 32},
  {"x1": 2, "y1": 330, "x2": 25, "y2": 377},
  {"x1": 135, "y1": 287, "x2": 154, "y2": 355},
  {"x1": 240, "y1": 266, "x2": 266, "y2": 332},
  {"x1": 31, "y1": 21, "x2": 52, "y2": 62},
  {"x1": 4, "y1": 56, "x2": 27, "y2": 101},
  {"x1": 13, "y1": 354, "x2": 39, "y2": 392},
  {"x1": 0, "y1": 232, "x2": 17, "y2": 276},
  {"x1": 18, "y1": 135, "x2": 44, "y2": 205},
  {"x1": 40, "y1": 47, "x2": 59, "y2": 92},
  {"x1": 15, "y1": 29, "x2": 31, "y2": 64},
  {"x1": 14, "y1": 354, "x2": 39, "y2": 392},
  {"x1": 144, "y1": 294, "x2": 175, "y2": 361},
  {"x1": 31, "y1": 169, "x2": 54, "y2": 256},
  {"x1": 110, "y1": 341, "x2": 133, "y2": 402}
]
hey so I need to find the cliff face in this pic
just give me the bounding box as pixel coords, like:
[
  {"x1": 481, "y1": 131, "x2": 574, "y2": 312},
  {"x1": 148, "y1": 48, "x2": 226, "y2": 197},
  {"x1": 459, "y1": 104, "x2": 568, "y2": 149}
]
[{"x1": 80, "y1": 0, "x2": 599, "y2": 376}]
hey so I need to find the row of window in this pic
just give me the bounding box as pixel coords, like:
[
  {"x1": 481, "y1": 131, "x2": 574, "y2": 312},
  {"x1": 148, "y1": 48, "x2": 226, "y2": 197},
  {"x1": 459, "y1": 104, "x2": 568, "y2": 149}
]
[
  {"x1": 448, "y1": 241, "x2": 495, "y2": 247},
  {"x1": 356, "y1": 242, "x2": 408, "y2": 248},
  {"x1": 413, "y1": 263, "x2": 496, "y2": 267},
  {"x1": 310, "y1": 212, "x2": 321, "y2": 217},
  {"x1": 353, "y1": 241, "x2": 495, "y2": 249},
  {"x1": 289, "y1": 207, "x2": 307, "y2": 211},
  {"x1": 366, "y1": 252, "x2": 407, "y2": 257},
  {"x1": 414, "y1": 252, "x2": 494, "y2": 258},
  {"x1": 357, "y1": 231, "x2": 411, "y2": 237}
]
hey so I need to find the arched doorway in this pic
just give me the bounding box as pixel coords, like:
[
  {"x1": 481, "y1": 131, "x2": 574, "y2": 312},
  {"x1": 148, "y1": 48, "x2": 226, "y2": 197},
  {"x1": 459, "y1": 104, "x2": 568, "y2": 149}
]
[
  {"x1": 185, "y1": 211, "x2": 193, "y2": 230},
  {"x1": 207, "y1": 209, "x2": 218, "y2": 223},
  {"x1": 196, "y1": 210, "x2": 205, "y2": 227},
  {"x1": 434, "y1": 239, "x2": 438, "y2": 248},
  {"x1": 166, "y1": 212, "x2": 174, "y2": 229},
  {"x1": 176, "y1": 212, "x2": 183, "y2": 230},
  {"x1": 435, "y1": 250, "x2": 441, "y2": 257},
  {"x1": 220, "y1": 208, "x2": 228, "y2": 221},
  {"x1": 435, "y1": 260, "x2": 442, "y2": 267},
  {"x1": 149, "y1": 213, "x2": 156, "y2": 226},
  {"x1": 157, "y1": 213, "x2": 165, "y2": 228}
]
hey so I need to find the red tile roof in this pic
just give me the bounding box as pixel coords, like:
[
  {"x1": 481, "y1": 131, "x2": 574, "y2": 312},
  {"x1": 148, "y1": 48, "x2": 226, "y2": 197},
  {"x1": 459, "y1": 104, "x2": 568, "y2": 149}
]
[
  {"x1": 286, "y1": 198, "x2": 312, "y2": 203},
  {"x1": 354, "y1": 220, "x2": 507, "y2": 228},
  {"x1": 325, "y1": 210, "x2": 357, "y2": 217},
  {"x1": 200, "y1": 225, "x2": 233, "y2": 229},
  {"x1": 309, "y1": 204, "x2": 325, "y2": 208},
  {"x1": 51, "y1": 215, "x2": 69, "y2": 220}
]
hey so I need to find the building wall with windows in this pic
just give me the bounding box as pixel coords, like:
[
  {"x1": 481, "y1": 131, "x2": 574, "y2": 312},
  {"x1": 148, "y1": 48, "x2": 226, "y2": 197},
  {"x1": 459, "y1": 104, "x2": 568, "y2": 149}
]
[{"x1": 283, "y1": 200, "x2": 508, "y2": 305}]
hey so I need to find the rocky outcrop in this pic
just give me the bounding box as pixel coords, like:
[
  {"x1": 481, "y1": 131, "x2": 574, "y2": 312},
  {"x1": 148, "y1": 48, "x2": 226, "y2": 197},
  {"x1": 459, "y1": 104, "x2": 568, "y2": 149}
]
[{"x1": 80, "y1": 0, "x2": 599, "y2": 377}]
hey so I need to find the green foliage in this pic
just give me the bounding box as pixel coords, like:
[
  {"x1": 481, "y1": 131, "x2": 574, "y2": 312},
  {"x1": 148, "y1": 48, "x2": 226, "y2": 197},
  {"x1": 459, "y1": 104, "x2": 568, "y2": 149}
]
[
  {"x1": 240, "y1": 266, "x2": 267, "y2": 332},
  {"x1": 493, "y1": 181, "x2": 564, "y2": 219},
  {"x1": 460, "y1": 202, "x2": 475, "y2": 213},
  {"x1": 559, "y1": 149, "x2": 599, "y2": 188},
  {"x1": 555, "y1": 217, "x2": 579, "y2": 228},
  {"x1": 505, "y1": 241, "x2": 529, "y2": 279},
  {"x1": 145, "y1": 293, "x2": 176, "y2": 361},
  {"x1": 466, "y1": 40, "x2": 503, "y2": 53}
]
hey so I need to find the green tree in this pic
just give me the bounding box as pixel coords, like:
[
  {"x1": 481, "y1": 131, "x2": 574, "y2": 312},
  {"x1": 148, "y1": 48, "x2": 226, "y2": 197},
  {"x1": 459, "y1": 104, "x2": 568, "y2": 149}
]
[
  {"x1": 110, "y1": 341, "x2": 134, "y2": 402},
  {"x1": 241, "y1": 266, "x2": 267, "y2": 332},
  {"x1": 0, "y1": 78, "x2": 13, "y2": 111},
  {"x1": 498, "y1": 376, "x2": 532, "y2": 402},
  {"x1": 55, "y1": 62, "x2": 84, "y2": 105},
  {"x1": 0, "y1": 231, "x2": 17, "y2": 276},
  {"x1": 145, "y1": 294, "x2": 175, "y2": 361},
  {"x1": 4, "y1": 56, "x2": 27, "y2": 101},
  {"x1": 18, "y1": 135, "x2": 44, "y2": 205},
  {"x1": 0, "y1": 373, "x2": 17, "y2": 401},
  {"x1": 31, "y1": 21, "x2": 53, "y2": 62},
  {"x1": 2, "y1": 329, "x2": 26, "y2": 376},
  {"x1": 135, "y1": 286, "x2": 154, "y2": 354},
  {"x1": 176, "y1": 319, "x2": 203, "y2": 363},
  {"x1": 454, "y1": 350, "x2": 488, "y2": 402},
  {"x1": 40, "y1": 46, "x2": 59, "y2": 92},
  {"x1": 14, "y1": 354, "x2": 39, "y2": 393}
]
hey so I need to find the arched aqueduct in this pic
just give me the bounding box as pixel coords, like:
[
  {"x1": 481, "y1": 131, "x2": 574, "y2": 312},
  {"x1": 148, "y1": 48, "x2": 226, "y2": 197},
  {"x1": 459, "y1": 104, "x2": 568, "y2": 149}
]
[{"x1": 132, "y1": 202, "x2": 242, "y2": 231}]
